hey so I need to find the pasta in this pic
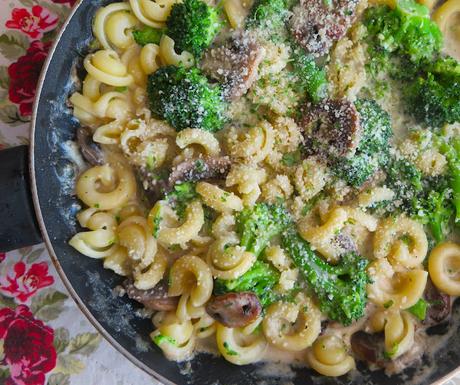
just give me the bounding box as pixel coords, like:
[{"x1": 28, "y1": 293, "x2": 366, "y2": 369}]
[
  {"x1": 370, "y1": 310, "x2": 415, "y2": 359},
  {"x1": 76, "y1": 163, "x2": 137, "y2": 211},
  {"x1": 168, "y1": 255, "x2": 213, "y2": 309},
  {"x1": 226, "y1": 164, "x2": 267, "y2": 206},
  {"x1": 223, "y1": 0, "x2": 251, "y2": 28},
  {"x1": 373, "y1": 216, "x2": 428, "y2": 269},
  {"x1": 196, "y1": 182, "x2": 243, "y2": 213},
  {"x1": 129, "y1": 0, "x2": 176, "y2": 27},
  {"x1": 226, "y1": 121, "x2": 274, "y2": 163},
  {"x1": 68, "y1": 0, "x2": 460, "y2": 376},
  {"x1": 433, "y1": 0, "x2": 460, "y2": 36},
  {"x1": 151, "y1": 312, "x2": 196, "y2": 361},
  {"x1": 159, "y1": 35, "x2": 194, "y2": 68},
  {"x1": 216, "y1": 324, "x2": 267, "y2": 365},
  {"x1": 262, "y1": 294, "x2": 321, "y2": 351},
  {"x1": 367, "y1": 259, "x2": 428, "y2": 309},
  {"x1": 84, "y1": 50, "x2": 134, "y2": 87},
  {"x1": 428, "y1": 242, "x2": 460, "y2": 295},
  {"x1": 306, "y1": 335, "x2": 355, "y2": 377}
]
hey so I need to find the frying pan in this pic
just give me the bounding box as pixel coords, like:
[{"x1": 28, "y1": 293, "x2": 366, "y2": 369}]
[{"x1": 0, "y1": 0, "x2": 459, "y2": 383}]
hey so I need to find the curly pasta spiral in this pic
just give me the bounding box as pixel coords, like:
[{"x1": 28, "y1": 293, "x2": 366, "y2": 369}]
[
  {"x1": 117, "y1": 215, "x2": 157, "y2": 269},
  {"x1": 176, "y1": 128, "x2": 221, "y2": 156},
  {"x1": 367, "y1": 259, "x2": 428, "y2": 309},
  {"x1": 227, "y1": 121, "x2": 274, "y2": 163},
  {"x1": 168, "y1": 255, "x2": 213, "y2": 313},
  {"x1": 294, "y1": 157, "x2": 330, "y2": 202},
  {"x1": 263, "y1": 295, "x2": 321, "y2": 351},
  {"x1": 129, "y1": 0, "x2": 176, "y2": 27},
  {"x1": 261, "y1": 175, "x2": 293, "y2": 203},
  {"x1": 428, "y1": 242, "x2": 460, "y2": 295},
  {"x1": 156, "y1": 200, "x2": 205, "y2": 247},
  {"x1": 84, "y1": 50, "x2": 134, "y2": 87},
  {"x1": 196, "y1": 182, "x2": 243, "y2": 213},
  {"x1": 151, "y1": 312, "x2": 196, "y2": 361},
  {"x1": 226, "y1": 164, "x2": 267, "y2": 206},
  {"x1": 76, "y1": 163, "x2": 137, "y2": 211},
  {"x1": 159, "y1": 35, "x2": 194, "y2": 68},
  {"x1": 93, "y1": 2, "x2": 136, "y2": 50},
  {"x1": 373, "y1": 216, "x2": 428, "y2": 269},
  {"x1": 207, "y1": 240, "x2": 256, "y2": 280},
  {"x1": 306, "y1": 335, "x2": 355, "y2": 377},
  {"x1": 370, "y1": 310, "x2": 415, "y2": 359},
  {"x1": 216, "y1": 324, "x2": 267, "y2": 365},
  {"x1": 223, "y1": 0, "x2": 252, "y2": 28},
  {"x1": 69, "y1": 208, "x2": 118, "y2": 259},
  {"x1": 299, "y1": 206, "x2": 377, "y2": 263},
  {"x1": 193, "y1": 313, "x2": 217, "y2": 339}
]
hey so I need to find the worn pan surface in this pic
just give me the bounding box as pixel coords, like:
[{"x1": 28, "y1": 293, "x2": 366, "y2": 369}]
[{"x1": 29, "y1": 1, "x2": 460, "y2": 384}]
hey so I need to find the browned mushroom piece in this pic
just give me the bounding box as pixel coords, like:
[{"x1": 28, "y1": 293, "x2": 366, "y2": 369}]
[
  {"x1": 298, "y1": 99, "x2": 361, "y2": 159},
  {"x1": 166, "y1": 156, "x2": 232, "y2": 192},
  {"x1": 123, "y1": 279, "x2": 179, "y2": 311},
  {"x1": 76, "y1": 126, "x2": 105, "y2": 166},
  {"x1": 424, "y1": 278, "x2": 451, "y2": 325},
  {"x1": 201, "y1": 31, "x2": 265, "y2": 100},
  {"x1": 350, "y1": 331, "x2": 386, "y2": 368},
  {"x1": 205, "y1": 292, "x2": 262, "y2": 328},
  {"x1": 289, "y1": 0, "x2": 359, "y2": 57}
]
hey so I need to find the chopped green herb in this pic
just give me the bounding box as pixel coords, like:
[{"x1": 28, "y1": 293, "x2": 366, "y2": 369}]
[
  {"x1": 223, "y1": 342, "x2": 239, "y2": 356},
  {"x1": 408, "y1": 298, "x2": 428, "y2": 320},
  {"x1": 383, "y1": 300, "x2": 394, "y2": 309},
  {"x1": 152, "y1": 334, "x2": 177, "y2": 346},
  {"x1": 281, "y1": 150, "x2": 301, "y2": 166}
]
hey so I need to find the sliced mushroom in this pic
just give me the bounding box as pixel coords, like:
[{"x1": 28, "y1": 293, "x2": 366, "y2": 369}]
[
  {"x1": 206, "y1": 292, "x2": 262, "y2": 328},
  {"x1": 166, "y1": 156, "x2": 232, "y2": 192},
  {"x1": 424, "y1": 278, "x2": 451, "y2": 326},
  {"x1": 201, "y1": 31, "x2": 265, "y2": 100},
  {"x1": 76, "y1": 126, "x2": 105, "y2": 166},
  {"x1": 289, "y1": 0, "x2": 359, "y2": 57},
  {"x1": 298, "y1": 99, "x2": 361, "y2": 159},
  {"x1": 123, "y1": 279, "x2": 179, "y2": 311},
  {"x1": 350, "y1": 331, "x2": 386, "y2": 367}
]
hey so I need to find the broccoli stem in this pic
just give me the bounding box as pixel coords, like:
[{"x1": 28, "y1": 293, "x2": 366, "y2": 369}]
[{"x1": 281, "y1": 227, "x2": 369, "y2": 325}]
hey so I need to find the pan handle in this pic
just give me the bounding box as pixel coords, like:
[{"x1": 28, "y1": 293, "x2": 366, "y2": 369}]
[{"x1": 0, "y1": 145, "x2": 42, "y2": 252}]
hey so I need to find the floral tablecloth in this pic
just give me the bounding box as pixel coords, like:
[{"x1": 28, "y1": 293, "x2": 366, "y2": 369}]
[
  {"x1": 0, "y1": 1, "x2": 458, "y2": 385},
  {"x1": 0, "y1": 1, "x2": 157, "y2": 384}
]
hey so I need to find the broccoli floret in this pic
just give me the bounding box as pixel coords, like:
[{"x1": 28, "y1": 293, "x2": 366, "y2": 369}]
[
  {"x1": 364, "y1": 0, "x2": 442, "y2": 66},
  {"x1": 333, "y1": 154, "x2": 381, "y2": 188},
  {"x1": 246, "y1": 0, "x2": 289, "y2": 33},
  {"x1": 385, "y1": 157, "x2": 456, "y2": 241},
  {"x1": 413, "y1": 179, "x2": 454, "y2": 242},
  {"x1": 438, "y1": 135, "x2": 460, "y2": 224},
  {"x1": 236, "y1": 202, "x2": 292, "y2": 257},
  {"x1": 291, "y1": 47, "x2": 328, "y2": 103},
  {"x1": 147, "y1": 65, "x2": 226, "y2": 132},
  {"x1": 166, "y1": 0, "x2": 221, "y2": 57},
  {"x1": 385, "y1": 158, "x2": 422, "y2": 209},
  {"x1": 333, "y1": 99, "x2": 392, "y2": 187},
  {"x1": 214, "y1": 260, "x2": 280, "y2": 307},
  {"x1": 281, "y1": 227, "x2": 369, "y2": 325},
  {"x1": 132, "y1": 26, "x2": 163, "y2": 46},
  {"x1": 406, "y1": 71, "x2": 460, "y2": 128}
]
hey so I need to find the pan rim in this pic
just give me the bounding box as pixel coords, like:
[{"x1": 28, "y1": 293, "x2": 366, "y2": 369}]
[
  {"x1": 29, "y1": 1, "x2": 173, "y2": 384},
  {"x1": 27, "y1": 1, "x2": 460, "y2": 384}
]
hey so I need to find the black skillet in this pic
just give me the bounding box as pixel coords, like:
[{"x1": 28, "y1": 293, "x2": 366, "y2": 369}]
[{"x1": 0, "y1": 0, "x2": 459, "y2": 384}]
